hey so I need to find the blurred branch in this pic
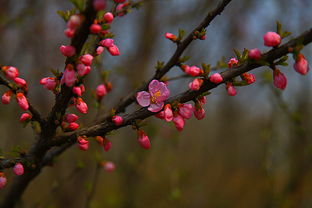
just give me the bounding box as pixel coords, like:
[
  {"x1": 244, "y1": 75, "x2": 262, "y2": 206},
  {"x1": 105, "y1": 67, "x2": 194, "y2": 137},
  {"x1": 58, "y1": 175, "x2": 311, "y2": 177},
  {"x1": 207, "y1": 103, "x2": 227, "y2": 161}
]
[
  {"x1": 84, "y1": 163, "x2": 101, "y2": 208},
  {"x1": 112, "y1": 0, "x2": 233, "y2": 116}
]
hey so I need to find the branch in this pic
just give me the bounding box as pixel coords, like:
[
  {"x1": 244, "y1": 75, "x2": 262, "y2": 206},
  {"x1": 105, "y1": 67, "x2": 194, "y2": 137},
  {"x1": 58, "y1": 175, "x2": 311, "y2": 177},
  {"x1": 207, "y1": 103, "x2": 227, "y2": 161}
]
[{"x1": 111, "y1": 0, "x2": 233, "y2": 116}]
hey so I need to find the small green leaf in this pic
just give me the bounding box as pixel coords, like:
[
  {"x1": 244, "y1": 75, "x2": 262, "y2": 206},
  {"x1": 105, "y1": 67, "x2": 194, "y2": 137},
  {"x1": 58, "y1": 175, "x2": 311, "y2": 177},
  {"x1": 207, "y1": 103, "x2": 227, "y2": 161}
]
[
  {"x1": 178, "y1": 29, "x2": 185, "y2": 40},
  {"x1": 276, "y1": 21, "x2": 282, "y2": 35},
  {"x1": 233, "y1": 48, "x2": 241, "y2": 60}
]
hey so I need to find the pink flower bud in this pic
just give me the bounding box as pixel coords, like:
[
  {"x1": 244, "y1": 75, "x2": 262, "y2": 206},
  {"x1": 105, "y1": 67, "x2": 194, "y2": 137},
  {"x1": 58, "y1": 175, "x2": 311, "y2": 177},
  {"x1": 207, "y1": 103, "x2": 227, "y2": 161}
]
[
  {"x1": 77, "y1": 136, "x2": 89, "y2": 151},
  {"x1": 61, "y1": 66, "x2": 76, "y2": 87},
  {"x1": 241, "y1": 73, "x2": 256, "y2": 84},
  {"x1": 20, "y1": 113, "x2": 32, "y2": 122},
  {"x1": 226, "y1": 82, "x2": 237, "y2": 96},
  {"x1": 67, "y1": 122, "x2": 79, "y2": 131},
  {"x1": 0, "y1": 176, "x2": 7, "y2": 189},
  {"x1": 100, "y1": 38, "x2": 114, "y2": 48},
  {"x1": 60, "y1": 45, "x2": 76, "y2": 57},
  {"x1": 184, "y1": 65, "x2": 202, "y2": 77},
  {"x1": 209, "y1": 73, "x2": 223, "y2": 84},
  {"x1": 64, "y1": 113, "x2": 78, "y2": 123},
  {"x1": 64, "y1": 28, "x2": 75, "y2": 38},
  {"x1": 67, "y1": 15, "x2": 82, "y2": 29},
  {"x1": 164, "y1": 104, "x2": 173, "y2": 122},
  {"x1": 228, "y1": 58, "x2": 238, "y2": 68},
  {"x1": 165, "y1": 33, "x2": 177, "y2": 42},
  {"x1": 155, "y1": 111, "x2": 165, "y2": 120},
  {"x1": 40, "y1": 77, "x2": 57, "y2": 90},
  {"x1": 263, "y1": 31, "x2": 281, "y2": 47},
  {"x1": 93, "y1": 0, "x2": 106, "y2": 11},
  {"x1": 75, "y1": 98, "x2": 88, "y2": 114},
  {"x1": 248, "y1": 48, "x2": 261, "y2": 60},
  {"x1": 104, "y1": 12, "x2": 114, "y2": 23},
  {"x1": 96, "y1": 46, "x2": 105, "y2": 55},
  {"x1": 16, "y1": 93, "x2": 29, "y2": 111},
  {"x1": 178, "y1": 103, "x2": 193, "y2": 119},
  {"x1": 108, "y1": 44, "x2": 120, "y2": 56},
  {"x1": 90, "y1": 24, "x2": 102, "y2": 34},
  {"x1": 194, "y1": 107, "x2": 205, "y2": 120},
  {"x1": 77, "y1": 64, "x2": 91, "y2": 77},
  {"x1": 273, "y1": 69, "x2": 287, "y2": 90},
  {"x1": 198, "y1": 96, "x2": 206, "y2": 106},
  {"x1": 96, "y1": 84, "x2": 107, "y2": 99},
  {"x1": 189, "y1": 78, "x2": 203, "y2": 91},
  {"x1": 116, "y1": 3, "x2": 126, "y2": 16},
  {"x1": 294, "y1": 54, "x2": 309, "y2": 75},
  {"x1": 2, "y1": 91, "x2": 12, "y2": 104},
  {"x1": 80, "y1": 54, "x2": 93, "y2": 66},
  {"x1": 172, "y1": 114, "x2": 185, "y2": 131},
  {"x1": 137, "y1": 130, "x2": 151, "y2": 150},
  {"x1": 13, "y1": 163, "x2": 24, "y2": 176},
  {"x1": 14, "y1": 77, "x2": 27, "y2": 88},
  {"x1": 103, "y1": 138, "x2": 112, "y2": 152},
  {"x1": 72, "y1": 86, "x2": 82, "y2": 96},
  {"x1": 102, "y1": 161, "x2": 115, "y2": 172},
  {"x1": 112, "y1": 115, "x2": 123, "y2": 126},
  {"x1": 2, "y1": 66, "x2": 19, "y2": 80}
]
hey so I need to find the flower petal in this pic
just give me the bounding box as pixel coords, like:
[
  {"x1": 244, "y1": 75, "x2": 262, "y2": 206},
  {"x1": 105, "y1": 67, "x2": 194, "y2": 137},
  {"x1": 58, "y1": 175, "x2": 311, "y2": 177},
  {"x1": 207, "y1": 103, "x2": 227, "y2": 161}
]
[
  {"x1": 157, "y1": 82, "x2": 170, "y2": 101},
  {"x1": 148, "y1": 102, "x2": 164, "y2": 112},
  {"x1": 148, "y1": 79, "x2": 161, "y2": 94},
  {"x1": 136, "y1": 91, "x2": 151, "y2": 107}
]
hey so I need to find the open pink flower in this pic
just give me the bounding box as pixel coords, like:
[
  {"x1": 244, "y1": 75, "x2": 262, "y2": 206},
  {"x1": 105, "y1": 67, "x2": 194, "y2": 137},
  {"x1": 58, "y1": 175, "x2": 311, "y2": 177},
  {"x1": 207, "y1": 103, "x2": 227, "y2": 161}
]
[{"x1": 136, "y1": 80, "x2": 170, "y2": 112}]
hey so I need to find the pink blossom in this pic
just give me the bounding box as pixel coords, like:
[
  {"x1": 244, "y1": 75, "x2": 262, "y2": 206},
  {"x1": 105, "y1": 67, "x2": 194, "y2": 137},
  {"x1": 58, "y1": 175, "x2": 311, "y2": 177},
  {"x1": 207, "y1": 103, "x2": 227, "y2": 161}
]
[
  {"x1": 273, "y1": 69, "x2": 287, "y2": 90},
  {"x1": 263, "y1": 32, "x2": 281, "y2": 47},
  {"x1": 108, "y1": 44, "x2": 120, "y2": 56},
  {"x1": 64, "y1": 113, "x2": 78, "y2": 123},
  {"x1": 72, "y1": 86, "x2": 82, "y2": 96},
  {"x1": 13, "y1": 77, "x2": 26, "y2": 87},
  {"x1": 60, "y1": 45, "x2": 76, "y2": 57},
  {"x1": 226, "y1": 82, "x2": 237, "y2": 96},
  {"x1": 103, "y1": 161, "x2": 115, "y2": 172},
  {"x1": 77, "y1": 64, "x2": 91, "y2": 77},
  {"x1": 66, "y1": 122, "x2": 79, "y2": 131},
  {"x1": 228, "y1": 58, "x2": 238, "y2": 68},
  {"x1": 20, "y1": 113, "x2": 32, "y2": 122},
  {"x1": 209, "y1": 73, "x2": 223, "y2": 84},
  {"x1": 96, "y1": 46, "x2": 105, "y2": 55},
  {"x1": 96, "y1": 84, "x2": 107, "y2": 99},
  {"x1": 13, "y1": 163, "x2": 24, "y2": 176},
  {"x1": 80, "y1": 54, "x2": 93, "y2": 66},
  {"x1": 104, "y1": 12, "x2": 114, "y2": 23},
  {"x1": 114, "y1": 0, "x2": 126, "y2": 3},
  {"x1": 75, "y1": 98, "x2": 88, "y2": 114},
  {"x1": 165, "y1": 33, "x2": 177, "y2": 41},
  {"x1": 64, "y1": 28, "x2": 75, "y2": 38},
  {"x1": 2, "y1": 66, "x2": 19, "y2": 80},
  {"x1": 294, "y1": 54, "x2": 309, "y2": 75},
  {"x1": 136, "y1": 79, "x2": 170, "y2": 112},
  {"x1": 103, "y1": 138, "x2": 112, "y2": 152},
  {"x1": 112, "y1": 115, "x2": 123, "y2": 126},
  {"x1": 189, "y1": 78, "x2": 203, "y2": 91},
  {"x1": 194, "y1": 107, "x2": 205, "y2": 120},
  {"x1": 16, "y1": 93, "x2": 29, "y2": 110},
  {"x1": 248, "y1": 48, "x2": 261, "y2": 60},
  {"x1": 61, "y1": 66, "x2": 76, "y2": 87},
  {"x1": 137, "y1": 130, "x2": 151, "y2": 150},
  {"x1": 0, "y1": 176, "x2": 7, "y2": 189},
  {"x1": 77, "y1": 136, "x2": 89, "y2": 151},
  {"x1": 93, "y1": 0, "x2": 106, "y2": 11},
  {"x1": 241, "y1": 73, "x2": 256, "y2": 84},
  {"x1": 184, "y1": 65, "x2": 202, "y2": 77},
  {"x1": 40, "y1": 77, "x2": 57, "y2": 90},
  {"x1": 2, "y1": 91, "x2": 12, "y2": 104},
  {"x1": 198, "y1": 96, "x2": 206, "y2": 106},
  {"x1": 90, "y1": 24, "x2": 102, "y2": 34},
  {"x1": 178, "y1": 103, "x2": 193, "y2": 119},
  {"x1": 67, "y1": 15, "x2": 82, "y2": 29},
  {"x1": 100, "y1": 39, "x2": 114, "y2": 48},
  {"x1": 172, "y1": 114, "x2": 185, "y2": 131},
  {"x1": 164, "y1": 104, "x2": 173, "y2": 122},
  {"x1": 116, "y1": 3, "x2": 126, "y2": 16}
]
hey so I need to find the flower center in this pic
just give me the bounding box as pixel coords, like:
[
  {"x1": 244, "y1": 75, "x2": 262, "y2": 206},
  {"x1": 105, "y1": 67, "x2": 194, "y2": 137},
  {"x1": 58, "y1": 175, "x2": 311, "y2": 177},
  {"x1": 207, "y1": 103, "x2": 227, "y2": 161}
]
[{"x1": 150, "y1": 91, "x2": 161, "y2": 103}]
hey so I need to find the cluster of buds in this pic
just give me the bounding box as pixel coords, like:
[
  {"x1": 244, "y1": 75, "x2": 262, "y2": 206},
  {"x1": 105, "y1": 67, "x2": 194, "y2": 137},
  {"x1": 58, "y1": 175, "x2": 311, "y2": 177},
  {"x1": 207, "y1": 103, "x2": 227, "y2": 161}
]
[
  {"x1": 62, "y1": 113, "x2": 79, "y2": 131},
  {"x1": 64, "y1": 14, "x2": 83, "y2": 38}
]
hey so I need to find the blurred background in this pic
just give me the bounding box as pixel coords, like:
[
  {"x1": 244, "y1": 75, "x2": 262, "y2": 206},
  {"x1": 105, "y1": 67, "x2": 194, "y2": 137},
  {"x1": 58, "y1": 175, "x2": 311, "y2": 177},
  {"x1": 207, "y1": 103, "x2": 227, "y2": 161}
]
[{"x1": 0, "y1": 0, "x2": 312, "y2": 207}]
